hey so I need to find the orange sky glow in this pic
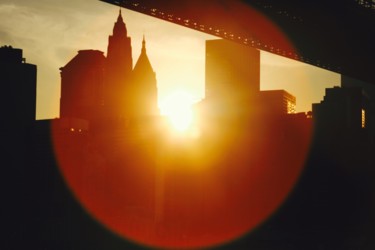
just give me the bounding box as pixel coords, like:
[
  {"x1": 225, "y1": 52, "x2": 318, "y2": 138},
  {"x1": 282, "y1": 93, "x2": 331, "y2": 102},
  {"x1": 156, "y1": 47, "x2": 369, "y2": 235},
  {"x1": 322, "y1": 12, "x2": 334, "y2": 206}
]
[{"x1": 0, "y1": 0, "x2": 340, "y2": 120}]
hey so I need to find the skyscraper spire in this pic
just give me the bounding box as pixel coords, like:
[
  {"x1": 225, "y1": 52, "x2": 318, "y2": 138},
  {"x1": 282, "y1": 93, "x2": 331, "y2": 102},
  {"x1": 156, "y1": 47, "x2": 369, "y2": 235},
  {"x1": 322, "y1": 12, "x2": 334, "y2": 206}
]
[
  {"x1": 107, "y1": 10, "x2": 132, "y2": 69},
  {"x1": 133, "y1": 35, "x2": 158, "y2": 116},
  {"x1": 134, "y1": 35, "x2": 154, "y2": 76},
  {"x1": 142, "y1": 34, "x2": 146, "y2": 54},
  {"x1": 106, "y1": 9, "x2": 133, "y2": 118},
  {"x1": 113, "y1": 8, "x2": 126, "y2": 37}
]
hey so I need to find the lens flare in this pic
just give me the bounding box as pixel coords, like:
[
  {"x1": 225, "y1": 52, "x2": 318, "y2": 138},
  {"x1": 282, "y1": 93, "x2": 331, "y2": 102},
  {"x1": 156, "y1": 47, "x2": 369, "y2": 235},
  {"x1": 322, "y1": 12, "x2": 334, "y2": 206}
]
[
  {"x1": 50, "y1": 2, "x2": 311, "y2": 250},
  {"x1": 160, "y1": 90, "x2": 195, "y2": 132}
]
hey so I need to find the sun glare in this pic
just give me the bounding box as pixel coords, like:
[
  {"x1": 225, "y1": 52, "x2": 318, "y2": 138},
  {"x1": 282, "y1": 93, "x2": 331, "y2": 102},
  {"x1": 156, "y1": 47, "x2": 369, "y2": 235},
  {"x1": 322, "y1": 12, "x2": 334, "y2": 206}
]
[{"x1": 160, "y1": 90, "x2": 195, "y2": 131}]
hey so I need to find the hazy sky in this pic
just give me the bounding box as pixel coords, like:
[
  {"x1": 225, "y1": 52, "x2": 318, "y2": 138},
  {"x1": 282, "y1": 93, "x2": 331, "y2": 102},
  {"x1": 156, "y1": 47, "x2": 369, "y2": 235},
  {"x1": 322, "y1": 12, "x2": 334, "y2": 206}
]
[{"x1": 0, "y1": 0, "x2": 340, "y2": 119}]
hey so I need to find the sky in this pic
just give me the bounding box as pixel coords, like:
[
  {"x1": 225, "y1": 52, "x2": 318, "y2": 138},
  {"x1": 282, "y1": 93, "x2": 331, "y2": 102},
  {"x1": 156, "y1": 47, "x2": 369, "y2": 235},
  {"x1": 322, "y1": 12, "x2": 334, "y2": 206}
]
[{"x1": 0, "y1": 0, "x2": 341, "y2": 120}]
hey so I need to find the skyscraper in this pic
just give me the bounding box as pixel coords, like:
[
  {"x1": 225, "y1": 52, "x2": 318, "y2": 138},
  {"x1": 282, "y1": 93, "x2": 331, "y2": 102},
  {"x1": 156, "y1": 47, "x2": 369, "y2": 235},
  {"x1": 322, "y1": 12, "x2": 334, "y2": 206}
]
[
  {"x1": 59, "y1": 10, "x2": 158, "y2": 125},
  {"x1": 205, "y1": 39, "x2": 260, "y2": 102},
  {"x1": 131, "y1": 36, "x2": 159, "y2": 117},
  {"x1": 312, "y1": 86, "x2": 366, "y2": 131},
  {"x1": 205, "y1": 39, "x2": 260, "y2": 116},
  {"x1": 260, "y1": 90, "x2": 296, "y2": 115},
  {"x1": 59, "y1": 50, "x2": 106, "y2": 123},
  {"x1": 0, "y1": 45, "x2": 37, "y2": 126},
  {"x1": 106, "y1": 9, "x2": 133, "y2": 82},
  {"x1": 105, "y1": 9, "x2": 133, "y2": 118}
]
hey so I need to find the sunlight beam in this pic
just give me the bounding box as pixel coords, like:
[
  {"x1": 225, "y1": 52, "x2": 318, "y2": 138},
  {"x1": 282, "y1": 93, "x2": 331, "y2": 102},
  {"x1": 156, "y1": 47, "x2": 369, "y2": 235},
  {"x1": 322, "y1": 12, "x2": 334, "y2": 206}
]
[{"x1": 160, "y1": 90, "x2": 195, "y2": 132}]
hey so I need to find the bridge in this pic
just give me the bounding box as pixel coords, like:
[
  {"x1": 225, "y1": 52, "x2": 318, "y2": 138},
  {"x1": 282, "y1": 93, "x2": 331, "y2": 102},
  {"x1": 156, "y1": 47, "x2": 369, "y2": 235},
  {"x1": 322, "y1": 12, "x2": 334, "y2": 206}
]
[{"x1": 100, "y1": 0, "x2": 374, "y2": 84}]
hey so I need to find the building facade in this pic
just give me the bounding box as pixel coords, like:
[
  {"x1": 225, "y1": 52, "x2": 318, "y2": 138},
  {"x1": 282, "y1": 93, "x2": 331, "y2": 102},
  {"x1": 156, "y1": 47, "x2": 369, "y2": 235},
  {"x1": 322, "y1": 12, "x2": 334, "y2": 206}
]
[
  {"x1": 259, "y1": 90, "x2": 296, "y2": 116},
  {"x1": 312, "y1": 86, "x2": 366, "y2": 131}
]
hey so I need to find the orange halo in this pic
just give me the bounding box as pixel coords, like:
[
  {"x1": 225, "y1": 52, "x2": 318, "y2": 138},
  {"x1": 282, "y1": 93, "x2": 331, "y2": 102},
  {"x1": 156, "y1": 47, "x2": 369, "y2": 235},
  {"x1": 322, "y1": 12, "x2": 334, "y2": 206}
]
[{"x1": 51, "y1": 3, "x2": 310, "y2": 249}]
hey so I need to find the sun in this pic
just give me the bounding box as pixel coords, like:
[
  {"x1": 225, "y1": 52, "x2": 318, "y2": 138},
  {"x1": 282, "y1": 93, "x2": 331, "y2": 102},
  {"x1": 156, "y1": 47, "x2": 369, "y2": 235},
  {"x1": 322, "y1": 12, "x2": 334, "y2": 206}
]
[{"x1": 160, "y1": 90, "x2": 195, "y2": 132}]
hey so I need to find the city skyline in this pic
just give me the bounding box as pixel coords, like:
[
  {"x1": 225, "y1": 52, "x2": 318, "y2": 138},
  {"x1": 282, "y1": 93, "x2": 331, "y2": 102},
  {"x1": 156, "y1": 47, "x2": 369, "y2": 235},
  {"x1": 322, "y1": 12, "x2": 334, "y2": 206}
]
[
  {"x1": 59, "y1": 10, "x2": 160, "y2": 126},
  {"x1": 2, "y1": 39, "x2": 374, "y2": 248},
  {"x1": 0, "y1": 0, "x2": 340, "y2": 120},
  {"x1": 1, "y1": 1, "x2": 374, "y2": 249}
]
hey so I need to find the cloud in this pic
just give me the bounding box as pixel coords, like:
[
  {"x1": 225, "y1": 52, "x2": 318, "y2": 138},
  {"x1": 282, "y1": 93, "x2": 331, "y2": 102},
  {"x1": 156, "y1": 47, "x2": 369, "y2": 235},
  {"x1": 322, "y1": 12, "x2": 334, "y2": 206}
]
[
  {"x1": 0, "y1": 2, "x2": 17, "y2": 13},
  {"x1": 0, "y1": 30, "x2": 14, "y2": 45}
]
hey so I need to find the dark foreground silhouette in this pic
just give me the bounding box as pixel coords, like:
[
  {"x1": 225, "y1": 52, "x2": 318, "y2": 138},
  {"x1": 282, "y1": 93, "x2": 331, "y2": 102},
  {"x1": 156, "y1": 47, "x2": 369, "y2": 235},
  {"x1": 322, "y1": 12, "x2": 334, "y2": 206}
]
[{"x1": 3, "y1": 111, "x2": 375, "y2": 249}]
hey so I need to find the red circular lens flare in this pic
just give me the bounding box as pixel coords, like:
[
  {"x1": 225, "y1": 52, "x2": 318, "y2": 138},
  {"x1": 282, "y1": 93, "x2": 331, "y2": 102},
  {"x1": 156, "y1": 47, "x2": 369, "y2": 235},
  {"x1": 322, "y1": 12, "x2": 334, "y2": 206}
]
[
  {"x1": 52, "y1": 3, "x2": 310, "y2": 249},
  {"x1": 52, "y1": 116, "x2": 311, "y2": 249}
]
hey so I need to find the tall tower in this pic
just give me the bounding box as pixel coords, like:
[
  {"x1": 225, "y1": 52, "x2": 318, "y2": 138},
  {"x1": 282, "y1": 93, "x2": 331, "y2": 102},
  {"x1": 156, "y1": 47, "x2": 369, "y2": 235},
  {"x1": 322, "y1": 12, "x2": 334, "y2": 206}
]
[
  {"x1": 0, "y1": 46, "x2": 37, "y2": 126},
  {"x1": 60, "y1": 50, "x2": 106, "y2": 124},
  {"x1": 205, "y1": 39, "x2": 260, "y2": 115},
  {"x1": 205, "y1": 39, "x2": 260, "y2": 117},
  {"x1": 132, "y1": 36, "x2": 159, "y2": 117},
  {"x1": 205, "y1": 39, "x2": 260, "y2": 98},
  {"x1": 105, "y1": 9, "x2": 133, "y2": 117}
]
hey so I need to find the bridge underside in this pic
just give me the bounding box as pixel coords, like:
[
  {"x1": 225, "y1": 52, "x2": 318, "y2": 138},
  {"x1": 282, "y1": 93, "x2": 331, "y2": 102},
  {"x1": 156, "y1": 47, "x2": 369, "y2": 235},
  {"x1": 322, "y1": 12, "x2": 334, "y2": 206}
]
[{"x1": 100, "y1": 0, "x2": 375, "y2": 84}]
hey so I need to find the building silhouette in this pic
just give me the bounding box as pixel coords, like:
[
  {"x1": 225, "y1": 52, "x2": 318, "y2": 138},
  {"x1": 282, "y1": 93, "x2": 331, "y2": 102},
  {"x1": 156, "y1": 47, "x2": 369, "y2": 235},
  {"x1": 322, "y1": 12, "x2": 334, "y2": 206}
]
[
  {"x1": 0, "y1": 45, "x2": 36, "y2": 127},
  {"x1": 311, "y1": 85, "x2": 373, "y2": 178},
  {"x1": 59, "y1": 10, "x2": 158, "y2": 127},
  {"x1": 131, "y1": 36, "x2": 159, "y2": 117},
  {"x1": 312, "y1": 86, "x2": 368, "y2": 135},
  {"x1": 105, "y1": 9, "x2": 133, "y2": 118},
  {"x1": 204, "y1": 39, "x2": 260, "y2": 116},
  {"x1": 342, "y1": 75, "x2": 375, "y2": 145},
  {"x1": 203, "y1": 39, "x2": 299, "y2": 120},
  {"x1": 59, "y1": 50, "x2": 106, "y2": 126},
  {"x1": 205, "y1": 39, "x2": 260, "y2": 97},
  {"x1": 259, "y1": 90, "x2": 296, "y2": 116}
]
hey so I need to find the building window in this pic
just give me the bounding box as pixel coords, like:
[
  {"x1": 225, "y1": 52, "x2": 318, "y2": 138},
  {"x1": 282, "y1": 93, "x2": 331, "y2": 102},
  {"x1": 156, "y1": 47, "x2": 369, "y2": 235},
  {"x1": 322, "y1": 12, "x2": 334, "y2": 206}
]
[
  {"x1": 361, "y1": 109, "x2": 366, "y2": 128},
  {"x1": 287, "y1": 100, "x2": 296, "y2": 114}
]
